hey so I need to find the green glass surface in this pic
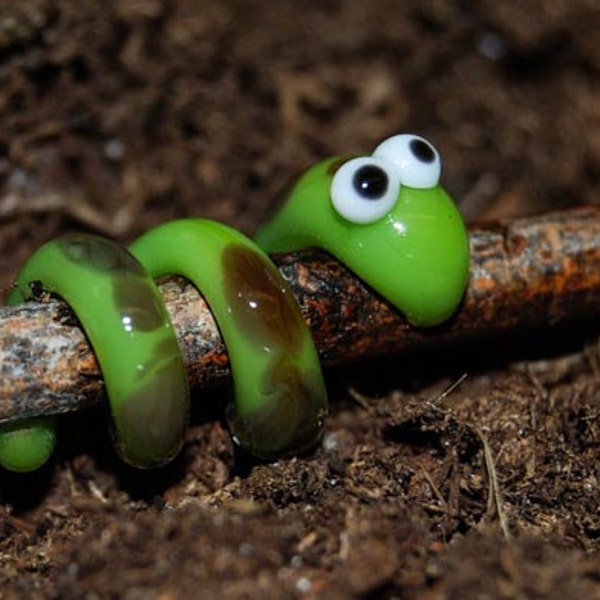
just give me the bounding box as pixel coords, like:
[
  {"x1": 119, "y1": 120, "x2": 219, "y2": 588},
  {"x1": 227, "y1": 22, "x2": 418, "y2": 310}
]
[
  {"x1": 130, "y1": 219, "x2": 327, "y2": 459},
  {"x1": 0, "y1": 234, "x2": 189, "y2": 471},
  {"x1": 255, "y1": 156, "x2": 470, "y2": 326},
  {"x1": 0, "y1": 417, "x2": 56, "y2": 473}
]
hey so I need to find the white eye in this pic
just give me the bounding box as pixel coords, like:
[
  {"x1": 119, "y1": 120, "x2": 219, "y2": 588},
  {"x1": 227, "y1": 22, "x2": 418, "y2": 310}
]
[
  {"x1": 373, "y1": 134, "x2": 441, "y2": 189},
  {"x1": 330, "y1": 156, "x2": 400, "y2": 224}
]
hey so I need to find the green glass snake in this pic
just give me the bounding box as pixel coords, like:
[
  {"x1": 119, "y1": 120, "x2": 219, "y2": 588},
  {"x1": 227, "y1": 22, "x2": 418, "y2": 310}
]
[{"x1": 0, "y1": 134, "x2": 470, "y2": 472}]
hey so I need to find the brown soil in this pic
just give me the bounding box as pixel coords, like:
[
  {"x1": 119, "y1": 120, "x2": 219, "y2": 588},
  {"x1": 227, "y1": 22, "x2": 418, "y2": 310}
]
[{"x1": 2, "y1": 1, "x2": 600, "y2": 598}]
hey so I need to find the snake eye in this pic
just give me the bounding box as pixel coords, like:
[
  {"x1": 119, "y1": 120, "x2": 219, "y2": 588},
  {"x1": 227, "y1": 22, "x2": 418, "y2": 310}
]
[
  {"x1": 330, "y1": 157, "x2": 400, "y2": 224},
  {"x1": 373, "y1": 134, "x2": 441, "y2": 189}
]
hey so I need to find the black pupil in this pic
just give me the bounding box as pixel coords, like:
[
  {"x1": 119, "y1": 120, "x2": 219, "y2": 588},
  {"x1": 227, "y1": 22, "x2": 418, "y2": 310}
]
[
  {"x1": 410, "y1": 139, "x2": 435, "y2": 163},
  {"x1": 352, "y1": 165, "x2": 388, "y2": 200}
]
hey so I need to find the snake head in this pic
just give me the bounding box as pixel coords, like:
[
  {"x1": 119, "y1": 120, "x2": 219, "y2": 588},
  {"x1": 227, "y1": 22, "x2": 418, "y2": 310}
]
[{"x1": 255, "y1": 134, "x2": 470, "y2": 327}]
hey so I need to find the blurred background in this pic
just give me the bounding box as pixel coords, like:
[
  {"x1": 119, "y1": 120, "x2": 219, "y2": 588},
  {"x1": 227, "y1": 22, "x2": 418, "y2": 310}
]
[{"x1": 2, "y1": 0, "x2": 599, "y2": 287}]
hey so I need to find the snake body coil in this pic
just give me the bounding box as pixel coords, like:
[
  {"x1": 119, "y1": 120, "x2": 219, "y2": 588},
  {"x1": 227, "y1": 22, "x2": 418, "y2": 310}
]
[{"x1": 0, "y1": 134, "x2": 470, "y2": 472}]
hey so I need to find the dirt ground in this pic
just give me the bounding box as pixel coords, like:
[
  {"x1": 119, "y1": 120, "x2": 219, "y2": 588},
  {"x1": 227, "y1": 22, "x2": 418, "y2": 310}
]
[{"x1": 3, "y1": 1, "x2": 600, "y2": 598}]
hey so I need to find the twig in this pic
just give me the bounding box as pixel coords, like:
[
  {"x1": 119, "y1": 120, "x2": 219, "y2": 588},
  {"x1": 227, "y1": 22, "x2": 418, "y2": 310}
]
[
  {"x1": 477, "y1": 426, "x2": 511, "y2": 540},
  {"x1": 2, "y1": 205, "x2": 600, "y2": 422}
]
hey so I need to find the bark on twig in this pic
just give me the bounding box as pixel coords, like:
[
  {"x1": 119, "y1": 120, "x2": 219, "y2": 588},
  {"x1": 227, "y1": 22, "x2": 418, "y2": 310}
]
[{"x1": 2, "y1": 205, "x2": 600, "y2": 423}]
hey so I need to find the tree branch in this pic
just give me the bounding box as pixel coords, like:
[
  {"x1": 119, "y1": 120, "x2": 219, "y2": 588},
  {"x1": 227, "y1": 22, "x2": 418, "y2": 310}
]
[{"x1": 2, "y1": 205, "x2": 600, "y2": 422}]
